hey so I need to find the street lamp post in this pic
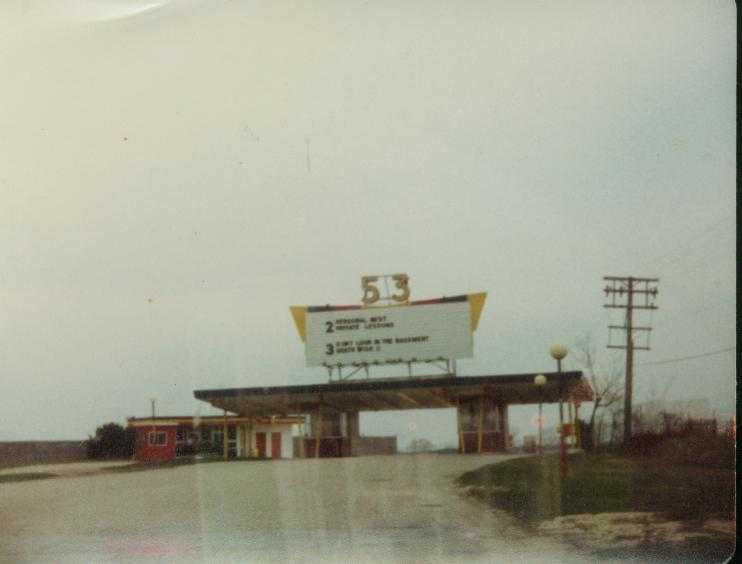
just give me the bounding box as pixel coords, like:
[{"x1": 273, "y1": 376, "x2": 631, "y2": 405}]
[
  {"x1": 534, "y1": 374, "x2": 546, "y2": 455},
  {"x1": 550, "y1": 344, "x2": 568, "y2": 477}
]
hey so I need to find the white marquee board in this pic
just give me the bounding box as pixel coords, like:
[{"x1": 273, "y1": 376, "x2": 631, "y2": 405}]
[{"x1": 305, "y1": 300, "x2": 473, "y2": 367}]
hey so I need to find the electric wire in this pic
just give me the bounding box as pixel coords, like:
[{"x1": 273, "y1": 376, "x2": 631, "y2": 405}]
[{"x1": 637, "y1": 346, "x2": 736, "y2": 366}]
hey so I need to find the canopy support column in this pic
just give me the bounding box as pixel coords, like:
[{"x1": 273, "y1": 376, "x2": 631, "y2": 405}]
[
  {"x1": 477, "y1": 396, "x2": 484, "y2": 454},
  {"x1": 222, "y1": 409, "x2": 229, "y2": 460},
  {"x1": 314, "y1": 407, "x2": 322, "y2": 458}
]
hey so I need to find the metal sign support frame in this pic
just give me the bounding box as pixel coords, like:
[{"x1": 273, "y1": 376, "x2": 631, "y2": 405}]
[{"x1": 325, "y1": 357, "x2": 456, "y2": 382}]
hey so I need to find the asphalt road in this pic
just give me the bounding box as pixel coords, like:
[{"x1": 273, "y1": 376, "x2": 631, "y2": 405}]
[{"x1": 0, "y1": 454, "x2": 592, "y2": 563}]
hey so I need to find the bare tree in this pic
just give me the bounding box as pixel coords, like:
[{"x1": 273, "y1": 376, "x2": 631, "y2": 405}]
[{"x1": 573, "y1": 335, "x2": 624, "y2": 449}]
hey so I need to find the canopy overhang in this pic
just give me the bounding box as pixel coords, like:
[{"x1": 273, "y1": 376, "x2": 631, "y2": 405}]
[
  {"x1": 126, "y1": 415, "x2": 304, "y2": 427},
  {"x1": 194, "y1": 372, "x2": 593, "y2": 417}
]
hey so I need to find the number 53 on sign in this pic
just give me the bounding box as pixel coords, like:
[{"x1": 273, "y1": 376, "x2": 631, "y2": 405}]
[{"x1": 361, "y1": 274, "x2": 410, "y2": 306}]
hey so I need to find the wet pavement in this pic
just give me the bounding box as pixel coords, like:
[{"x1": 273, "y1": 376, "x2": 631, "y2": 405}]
[{"x1": 1, "y1": 454, "x2": 594, "y2": 563}]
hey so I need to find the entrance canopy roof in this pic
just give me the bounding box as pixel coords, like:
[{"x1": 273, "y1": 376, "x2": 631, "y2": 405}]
[
  {"x1": 194, "y1": 372, "x2": 593, "y2": 417},
  {"x1": 127, "y1": 415, "x2": 303, "y2": 427}
]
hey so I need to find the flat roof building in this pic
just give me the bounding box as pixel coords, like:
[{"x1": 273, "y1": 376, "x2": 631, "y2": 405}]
[{"x1": 127, "y1": 415, "x2": 303, "y2": 462}]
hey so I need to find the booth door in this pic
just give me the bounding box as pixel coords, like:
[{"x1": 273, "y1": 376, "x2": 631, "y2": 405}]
[
  {"x1": 271, "y1": 432, "x2": 282, "y2": 459},
  {"x1": 255, "y1": 432, "x2": 267, "y2": 458}
]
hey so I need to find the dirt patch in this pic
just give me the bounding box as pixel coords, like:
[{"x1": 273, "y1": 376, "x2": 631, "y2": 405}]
[{"x1": 537, "y1": 512, "x2": 735, "y2": 562}]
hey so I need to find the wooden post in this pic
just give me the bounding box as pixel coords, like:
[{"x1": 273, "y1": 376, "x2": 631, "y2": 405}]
[
  {"x1": 222, "y1": 409, "x2": 229, "y2": 461},
  {"x1": 477, "y1": 396, "x2": 484, "y2": 454},
  {"x1": 624, "y1": 277, "x2": 634, "y2": 447}
]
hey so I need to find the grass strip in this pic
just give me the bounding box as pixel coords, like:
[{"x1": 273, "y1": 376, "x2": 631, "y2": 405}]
[
  {"x1": 457, "y1": 453, "x2": 735, "y2": 524},
  {"x1": 0, "y1": 472, "x2": 58, "y2": 483}
]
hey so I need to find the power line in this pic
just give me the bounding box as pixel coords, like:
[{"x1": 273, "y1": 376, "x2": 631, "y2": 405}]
[{"x1": 638, "y1": 346, "x2": 736, "y2": 366}]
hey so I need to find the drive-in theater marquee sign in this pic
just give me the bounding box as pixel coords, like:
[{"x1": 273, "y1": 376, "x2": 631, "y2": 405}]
[{"x1": 290, "y1": 274, "x2": 486, "y2": 368}]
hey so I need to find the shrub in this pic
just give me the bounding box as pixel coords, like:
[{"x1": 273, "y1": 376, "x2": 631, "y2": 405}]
[
  {"x1": 622, "y1": 421, "x2": 735, "y2": 470},
  {"x1": 86, "y1": 423, "x2": 135, "y2": 459},
  {"x1": 624, "y1": 431, "x2": 666, "y2": 456},
  {"x1": 655, "y1": 434, "x2": 735, "y2": 470}
]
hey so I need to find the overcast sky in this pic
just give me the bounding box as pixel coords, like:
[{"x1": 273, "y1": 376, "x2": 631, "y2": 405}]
[{"x1": 0, "y1": 1, "x2": 735, "y2": 446}]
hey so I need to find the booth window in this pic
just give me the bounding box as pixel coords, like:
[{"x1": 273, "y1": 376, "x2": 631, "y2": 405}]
[{"x1": 148, "y1": 431, "x2": 167, "y2": 446}]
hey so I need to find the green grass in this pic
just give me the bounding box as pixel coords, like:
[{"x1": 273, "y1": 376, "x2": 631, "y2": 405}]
[
  {"x1": 457, "y1": 453, "x2": 735, "y2": 524},
  {"x1": 0, "y1": 472, "x2": 58, "y2": 483}
]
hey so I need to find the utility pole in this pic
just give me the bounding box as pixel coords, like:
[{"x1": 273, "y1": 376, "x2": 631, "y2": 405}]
[{"x1": 603, "y1": 276, "x2": 659, "y2": 446}]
